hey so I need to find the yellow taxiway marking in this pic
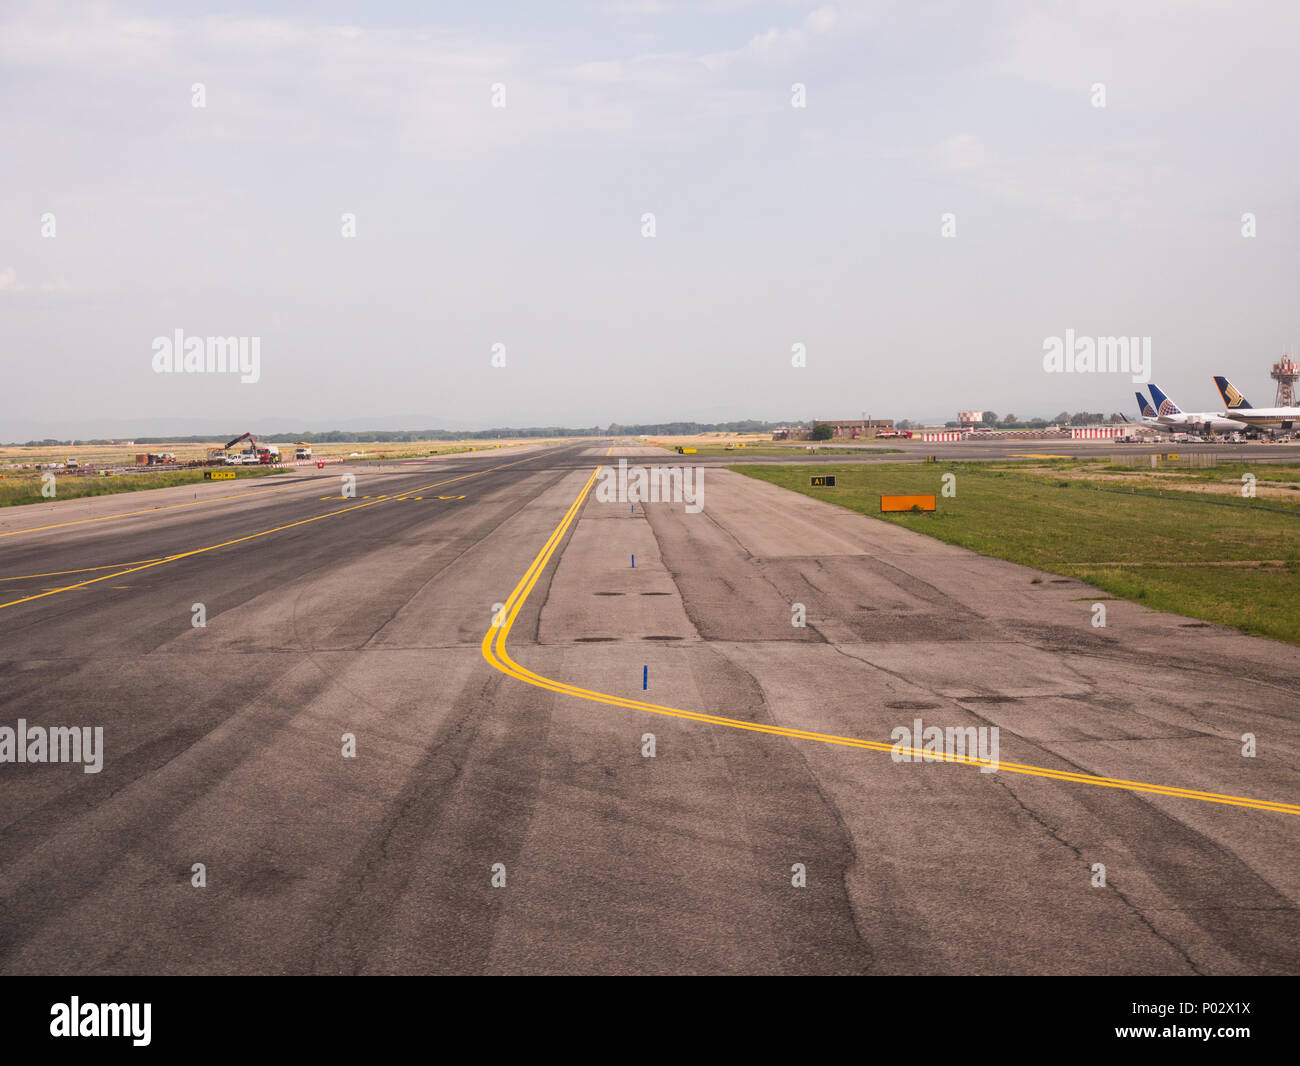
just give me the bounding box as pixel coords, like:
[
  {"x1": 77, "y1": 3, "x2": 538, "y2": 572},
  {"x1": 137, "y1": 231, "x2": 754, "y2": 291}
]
[
  {"x1": 318, "y1": 494, "x2": 465, "y2": 501},
  {"x1": 0, "y1": 481, "x2": 303, "y2": 540},
  {"x1": 0, "y1": 558, "x2": 168, "y2": 582},
  {"x1": 482, "y1": 466, "x2": 1300, "y2": 818},
  {"x1": 0, "y1": 452, "x2": 546, "y2": 613}
]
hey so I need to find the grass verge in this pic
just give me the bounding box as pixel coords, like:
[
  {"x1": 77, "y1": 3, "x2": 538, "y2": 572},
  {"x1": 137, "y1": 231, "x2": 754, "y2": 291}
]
[
  {"x1": 731, "y1": 461, "x2": 1300, "y2": 644},
  {"x1": 0, "y1": 467, "x2": 285, "y2": 508}
]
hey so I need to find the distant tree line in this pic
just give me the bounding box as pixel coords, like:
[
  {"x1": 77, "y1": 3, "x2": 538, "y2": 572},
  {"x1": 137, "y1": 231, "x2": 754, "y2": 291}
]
[
  {"x1": 942, "y1": 411, "x2": 1125, "y2": 429},
  {"x1": 13, "y1": 420, "x2": 810, "y2": 447}
]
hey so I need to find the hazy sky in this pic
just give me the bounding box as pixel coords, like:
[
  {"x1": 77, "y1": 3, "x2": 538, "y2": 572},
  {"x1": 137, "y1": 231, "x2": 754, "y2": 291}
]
[{"x1": 3, "y1": 1, "x2": 1299, "y2": 438}]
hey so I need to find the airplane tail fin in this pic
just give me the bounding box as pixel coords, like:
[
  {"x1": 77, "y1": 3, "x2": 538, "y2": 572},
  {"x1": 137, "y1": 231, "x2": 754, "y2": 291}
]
[
  {"x1": 1213, "y1": 376, "x2": 1253, "y2": 410},
  {"x1": 1135, "y1": 391, "x2": 1157, "y2": 419},
  {"x1": 1147, "y1": 383, "x2": 1180, "y2": 417}
]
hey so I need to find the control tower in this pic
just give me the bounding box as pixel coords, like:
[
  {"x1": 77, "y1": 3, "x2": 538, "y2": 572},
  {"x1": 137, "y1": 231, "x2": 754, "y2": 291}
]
[{"x1": 1271, "y1": 356, "x2": 1298, "y2": 407}]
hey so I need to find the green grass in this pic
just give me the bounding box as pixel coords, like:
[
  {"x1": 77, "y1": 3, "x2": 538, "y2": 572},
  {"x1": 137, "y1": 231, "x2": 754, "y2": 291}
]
[
  {"x1": 0, "y1": 467, "x2": 285, "y2": 508},
  {"x1": 731, "y1": 462, "x2": 1300, "y2": 644}
]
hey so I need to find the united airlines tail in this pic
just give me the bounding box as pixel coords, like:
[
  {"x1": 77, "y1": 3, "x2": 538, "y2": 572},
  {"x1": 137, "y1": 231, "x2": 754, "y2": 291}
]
[
  {"x1": 1135, "y1": 391, "x2": 1157, "y2": 419},
  {"x1": 1147, "y1": 384, "x2": 1181, "y2": 417},
  {"x1": 1213, "y1": 376, "x2": 1254, "y2": 410}
]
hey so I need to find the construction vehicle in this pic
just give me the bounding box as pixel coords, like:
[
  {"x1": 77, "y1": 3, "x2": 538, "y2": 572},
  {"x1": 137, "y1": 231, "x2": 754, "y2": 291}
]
[
  {"x1": 222, "y1": 432, "x2": 280, "y2": 465},
  {"x1": 222, "y1": 432, "x2": 258, "y2": 461},
  {"x1": 294, "y1": 442, "x2": 313, "y2": 459}
]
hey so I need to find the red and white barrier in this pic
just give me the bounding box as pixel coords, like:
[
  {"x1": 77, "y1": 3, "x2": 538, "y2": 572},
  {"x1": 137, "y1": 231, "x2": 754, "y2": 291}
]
[
  {"x1": 1070, "y1": 427, "x2": 1124, "y2": 439},
  {"x1": 921, "y1": 431, "x2": 965, "y2": 442}
]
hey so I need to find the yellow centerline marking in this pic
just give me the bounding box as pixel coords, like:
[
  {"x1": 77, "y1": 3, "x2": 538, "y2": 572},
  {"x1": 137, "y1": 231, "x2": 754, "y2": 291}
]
[
  {"x1": 0, "y1": 558, "x2": 168, "y2": 582},
  {"x1": 316, "y1": 494, "x2": 465, "y2": 501},
  {"x1": 482, "y1": 466, "x2": 1300, "y2": 818},
  {"x1": 0, "y1": 451, "x2": 548, "y2": 613}
]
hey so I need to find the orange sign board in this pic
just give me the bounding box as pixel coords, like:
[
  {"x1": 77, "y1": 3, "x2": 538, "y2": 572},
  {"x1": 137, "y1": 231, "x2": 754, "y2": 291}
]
[{"x1": 880, "y1": 494, "x2": 936, "y2": 513}]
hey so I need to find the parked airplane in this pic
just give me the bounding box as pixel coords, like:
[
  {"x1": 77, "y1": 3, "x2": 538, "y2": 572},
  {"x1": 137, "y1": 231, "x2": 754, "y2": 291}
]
[
  {"x1": 1133, "y1": 391, "x2": 1162, "y2": 427},
  {"x1": 1213, "y1": 376, "x2": 1300, "y2": 431},
  {"x1": 1147, "y1": 384, "x2": 1248, "y2": 433}
]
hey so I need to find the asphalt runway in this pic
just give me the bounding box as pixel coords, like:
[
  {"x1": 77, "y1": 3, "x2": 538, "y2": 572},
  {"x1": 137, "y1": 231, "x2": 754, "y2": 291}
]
[{"x1": 1, "y1": 440, "x2": 1297, "y2": 974}]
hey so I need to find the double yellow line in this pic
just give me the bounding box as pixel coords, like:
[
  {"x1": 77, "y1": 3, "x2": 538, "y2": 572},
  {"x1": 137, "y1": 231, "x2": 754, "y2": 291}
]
[
  {"x1": 0, "y1": 451, "x2": 548, "y2": 613},
  {"x1": 483, "y1": 466, "x2": 1300, "y2": 817}
]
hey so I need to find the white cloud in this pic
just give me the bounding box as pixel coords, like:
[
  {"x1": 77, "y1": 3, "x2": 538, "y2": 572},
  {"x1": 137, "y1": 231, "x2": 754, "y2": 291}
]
[{"x1": 700, "y1": 4, "x2": 846, "y2": 71}]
